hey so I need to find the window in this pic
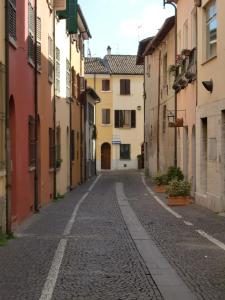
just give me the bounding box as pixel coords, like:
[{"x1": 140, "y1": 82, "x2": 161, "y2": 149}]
[
  {"x1": 0, "y1": 68, "x2": 5, "y2": 170},
  {"x1": 66, "y1": 59, "x2": 70, "y2": 98},
  {"x1": 102, "y1": 109, "x2": 110, "y2": 125},
  {"x1": 183, "y1": 20, "x2": 188, "y2": 49},
  {"x1": 191, "y1": 8, "x2": 197, "y2": 49},
  {"x1": 71, "y1": 130, "x2": 75, "y2": 161},
  {"x1": 28, "y1": 116, "x2": 35, "y2": 167},
  {"x1": 114, "y1": 110, "x2": 136, "y2": 128},
  {"x1": 163, "y1": 54, "x2": 167, "y2": 87},
  {"x1": 205, "y1": 0, "x2": 217, "y2": 59},
  {"x1": 48, "y1": 35, "x2": 53, "y2": 83},
  {"x1": 56, "y1": 126, "x2": 61, "y2": 167},
  {"x1": 55, "y1": 47, "x2": 60, "y2": 95},
  {"x1": 37, "y1": 17, "x2": 41, "y2": 68},
  {"x1": 49, "y1": 128, "x2": 54, "y2": 168},
  {"x1": 162, "y1": 105, "x2": 167, "y2": 134},
  {"x1": 102, "y1": 80, "x2": 110, "y2": 91},
  {"x1": 120, "y1": 144, "x2": 130, "y2": 160},
  {"x1": 9, "y1": 0, "x2": 16, "y2": 41},
  {"x1": 28, "y1": 2, "x2": 34, "y2": 62},
  {"x1": 88, "y1": 103, "x2": 94, "y2": 125},
  {"x1": 120, "y1": 79, "x2": 130, "y2": 95},
  {"x1": 71, "y1": 67, "x2": 77, "y2": 99}
]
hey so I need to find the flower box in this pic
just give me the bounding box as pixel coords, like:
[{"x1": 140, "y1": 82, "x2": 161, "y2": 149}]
[
  {"x1": 167, "y1": 196, "x2": 191, "y2": 206},
  {"x1": 155, "y1": 185, "x2": 166, "y2": 193}
]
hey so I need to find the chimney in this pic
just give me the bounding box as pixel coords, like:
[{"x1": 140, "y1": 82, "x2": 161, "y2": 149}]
[{"x1": 107, "y1": 46, "x2": 111, "y2": 55}]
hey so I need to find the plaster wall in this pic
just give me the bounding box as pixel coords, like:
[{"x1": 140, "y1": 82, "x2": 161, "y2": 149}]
[
  {"x1": 112, "y1": 75, "x2": 144, "y2": 170},
  {"x1": 55, "y1": 19, "x2": 70, "y2": 195},
  {"x1": 196, "y1": 0, "x2": 225, "y2": 211}
]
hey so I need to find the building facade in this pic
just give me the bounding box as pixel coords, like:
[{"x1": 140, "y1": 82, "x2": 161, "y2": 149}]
[
  {"x1": 175, "y1": 0, "x2": 197, "y2": 194},
  {"x1": 195, "y1": 0, "x2": 225, "y2": 212},
  {"x1": 85, "y1": 52, "x2": 144, "y2": 171},
  {"x1": 0, "y1": 0, "x2": 6, "y2": 232},
  {"x1": 139, "y1": 17, "x2": 175, "y2": 176}
]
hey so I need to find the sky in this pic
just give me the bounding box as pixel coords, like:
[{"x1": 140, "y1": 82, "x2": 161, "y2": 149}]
[{"x1": 78, "y1": 0, "x2": 175, "y2": 58}]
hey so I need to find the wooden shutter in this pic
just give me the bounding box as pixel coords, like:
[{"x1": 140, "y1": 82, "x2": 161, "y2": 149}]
[
  {"x1": 115, "y1": 110, "x2": 119, "y2": 128},
  {"x1": 37, "y1": 17, "x2": 41, "y2": 67},
  {"x1": 71, "y1": 130, "x2": 75, "y2": 161},
  {"x1": 125, "y1": 80, "x2": 130, "y2": 95},
  {"x1": 71, "y1": 67, "x2": 76, "y2": 99},
  {"x1": 131, "y1": 110, "x2": 136, "y2": 128},
  {"x1": 49, "y1": 128, "x2": 55, "y2": 168},
  {"x1": 9, "y1": 0, "x2": 16, "y2": 41},
  {"x1": 29, "y1": 116, "x2": 36, "y2": 167},
  {"x1": 106, "y1": 109, "x2": 110, "y2": 124},
  {"x1": 120, "y1": 80, "x2": 125, "y2": 95}
]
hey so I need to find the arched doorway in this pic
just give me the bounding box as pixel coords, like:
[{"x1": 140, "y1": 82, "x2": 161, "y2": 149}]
[{"x1": 101, "y1": 143, "x2": 111, "y2": 170}]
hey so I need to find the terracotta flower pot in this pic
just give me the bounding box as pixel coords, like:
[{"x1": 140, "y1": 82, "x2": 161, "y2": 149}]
[
  {"x1": 167, "y1": 196, "x2": 191, "y2": 206},
  {"x1": 155, "y1": 185, "x2": 166, "y2": 193}
]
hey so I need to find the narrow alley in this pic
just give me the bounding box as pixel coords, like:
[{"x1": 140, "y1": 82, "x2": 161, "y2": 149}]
[{"x1": 0, "y1": 171, "x2": 225, "y2": 300}]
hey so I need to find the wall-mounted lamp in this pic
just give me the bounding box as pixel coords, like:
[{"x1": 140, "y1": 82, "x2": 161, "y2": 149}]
[
  {"x1": 194, "y1": 0, "x2": 202, "y2": 7},
  {"x1": 202, "y1": 79, "x2": 213, "y2": 93}
]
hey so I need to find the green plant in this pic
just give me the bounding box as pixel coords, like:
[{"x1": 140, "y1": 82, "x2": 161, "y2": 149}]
[
  {"x1": 168, "y1": 64, "x2": 177, "y2": 75},
  {"x1": 56, "y1": 158, "x2": 63, "y2": 168},
  {"x1": 166, "y1": 179, "x2": 191, "y2": 197},
  {"x1": 137, "y1": 154, "x2": 143, "y2": 159},
  {"x1": 0, "y1": 232, "x2": 14, "y2": 246},
  {"x1": 167, "y1": 166, "x2": 184, "y2": 182},
  {"x1": 153, "y1": 173, "x2": 168, "y2": 186}
]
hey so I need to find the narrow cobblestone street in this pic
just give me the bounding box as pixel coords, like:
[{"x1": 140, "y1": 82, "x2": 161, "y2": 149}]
[{"x1": 0, "y1": 171, "x2": 225, "y2": 300}]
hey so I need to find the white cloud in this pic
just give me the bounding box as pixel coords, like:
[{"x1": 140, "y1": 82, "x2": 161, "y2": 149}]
[{"x1": 119, "y1": 3, "x2": 174, "y2": 40}]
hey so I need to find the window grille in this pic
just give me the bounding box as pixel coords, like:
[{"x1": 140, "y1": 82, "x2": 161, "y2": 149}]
[
  {"x1": 29, "y1": 116, "x2": 36, "y2": 167},
  {"x1": 9, "y1": 0, "x2": 16, "y2": 41}
]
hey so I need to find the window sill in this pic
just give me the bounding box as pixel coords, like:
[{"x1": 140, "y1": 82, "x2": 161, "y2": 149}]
[
  {"x1": 120, "y1": 94, "x2": 131, "y2": 96},
  {"x1": 120, "y1": 159, "x2": 131, "y2": 161},
  {"x1": 101, "y1": 124, "x2": 111, "y2": 127},
  {"x1": 9, "y1": 37, "x2": 17, "y2": 49},
  {"x1": 202, "y1": 55, "x2": 217, "y2": 66},
  {"x1": 101, "y1": 90, "x2": 111, "y2": 93}
]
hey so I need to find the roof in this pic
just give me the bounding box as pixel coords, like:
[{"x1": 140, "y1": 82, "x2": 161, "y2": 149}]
[
  {"x1": 78, "y1": 5, "x2": 91, "y2": 39},
  {"x1": 143, "y1": 16, "x2": 175, "y2": 56},
  {"x1": 136, "y1": 37, "x2": 154, "y2": 65},
  {"x1": 86, "y1": 87, "x2": 101, "y2": 103},
  {"x1": 84, "y1": 57, "x2": 109, "y2": 74},
  {"x1": 85, "y1": 55, "x2": 144, "y2": 75}
]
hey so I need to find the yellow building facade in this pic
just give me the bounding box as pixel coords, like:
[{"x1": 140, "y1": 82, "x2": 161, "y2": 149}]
[
  {"x1": 0, "y1": 0, "x2": 6, "y2": 232},
  {"x1": 85, "y1": 53, "x2": 144, "y2": 171}
]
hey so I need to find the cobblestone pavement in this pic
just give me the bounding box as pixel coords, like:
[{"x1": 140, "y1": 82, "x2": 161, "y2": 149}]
[
  {"x1": 0, "y1": 174, "x2": 162, "y2": 300},
  {"x1": 121, "y1": 171, "x2": 225, "y2": 300}
]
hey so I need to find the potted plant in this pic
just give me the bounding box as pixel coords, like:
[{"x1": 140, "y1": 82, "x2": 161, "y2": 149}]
[
  {"x1": 168, "y1": 64, "x2": 177, "y2": 76},
  {"x1": 153, "y1": 173, "x2": 168, "y2": 193},
  {"x1": 181, "y1": 49, "x2": 191, "y2": 57},
  {"x1": 167, "y1": 166, "x2": 184, "y2": 182},
  {"x1": 166, "y1": 179, "x2": 191, "y2": 206}
]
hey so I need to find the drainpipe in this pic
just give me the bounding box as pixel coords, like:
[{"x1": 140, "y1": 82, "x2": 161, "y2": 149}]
[
  {"x1": 94, "y1": 74, "x2": 97, "y2": 176},
  {"x1": 157, "y1": 50, "x2": 161, "y2": 172},
  {"x1": 53, "y1": 13, "x2": 57, "y2": 199},
  {"x1": 143, "y1": 59, "x2": 146, "y2": 170},
  {"x1": 80, "y1": 101, "x2": 83, "y2": 183},
  {"x1": 34, "y1": 0, "x2": 39, "y2": 212},
  {"x1": 164, "y1": 0, "x2": 177, "y2": 167},
  {"x1": 5, "y1": 0, "x2": 11, "y2": 234},
  {"x1": 69, "y1": 36, "x2": 72, "y2": 190}
]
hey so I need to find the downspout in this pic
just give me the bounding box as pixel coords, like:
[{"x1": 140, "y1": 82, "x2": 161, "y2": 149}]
[
  {"x1": 157, "y1": 50, "x2": 161, "y2": 172},
  {"x1": 143, "y1": 60, "x2": 146, "y2": 170},
  {"x1": 164, "y1": 0, "x2": 177, "y2": 167},
  {"x1": 80, "y1": 100, "x2": 83, "y2": 183},
  {"x1": 53, "y1": 13, "x2": 56, "y2": 198},
  {"x1": 34, "y1": 0, "x2": 39, "y2": 212},
  {"x1": 5, "y1": 0, "x2": 11, "y2": 234},
  {"x1": 94, "y1": 74, "x2": 97, "y2": 175},
  {"x1": 69, "y1": 36, "x2": 72, "y2": 190}
]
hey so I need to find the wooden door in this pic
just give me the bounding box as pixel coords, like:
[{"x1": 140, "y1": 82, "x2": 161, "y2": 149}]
[{"x1": 101, "y1": 143, "x2": 111, "y2": 169}]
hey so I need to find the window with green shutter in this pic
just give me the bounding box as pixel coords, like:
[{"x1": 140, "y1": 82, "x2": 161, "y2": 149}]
[{"x1": 9, "y1": 0, "x2": 16, "y2": 41}]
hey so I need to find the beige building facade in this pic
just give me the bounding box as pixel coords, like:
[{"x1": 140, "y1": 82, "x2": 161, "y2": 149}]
[
  {"x1": 196, "y1": 0, "x2": 225, "y2": 212},
  {"x1": 139, "y1": 17, "x2": 175, "y2": 176},
  {"x1": 175, "y1": 0, "x2": 197, "y2": 194}
]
